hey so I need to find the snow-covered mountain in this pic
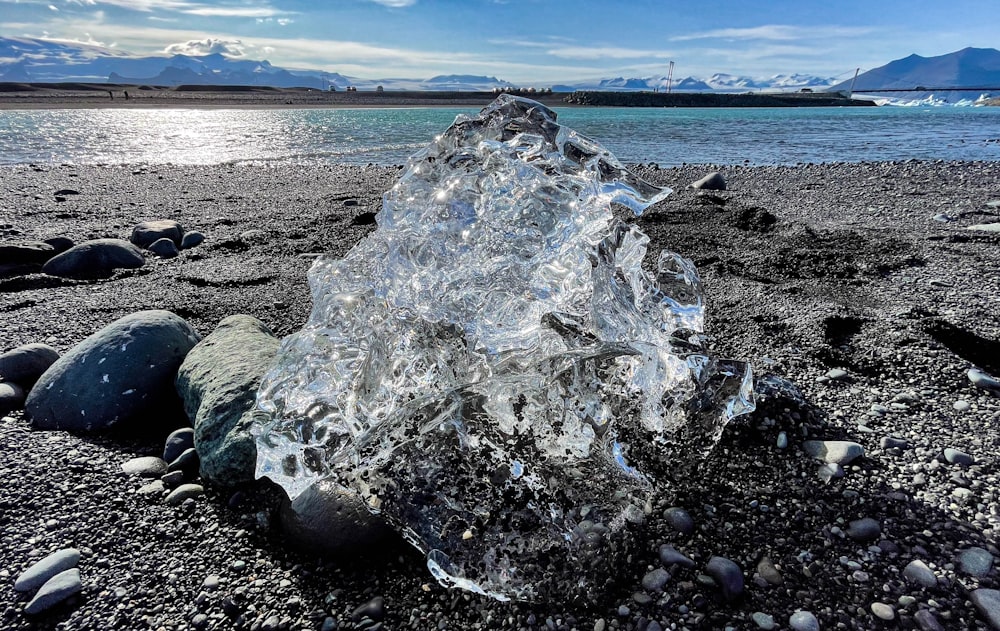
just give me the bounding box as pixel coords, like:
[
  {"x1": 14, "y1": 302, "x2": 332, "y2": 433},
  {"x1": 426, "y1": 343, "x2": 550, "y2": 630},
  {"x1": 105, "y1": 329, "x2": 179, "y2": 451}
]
[{"x1": 2, "y1": 36, "x2": 998, "y2": 100}]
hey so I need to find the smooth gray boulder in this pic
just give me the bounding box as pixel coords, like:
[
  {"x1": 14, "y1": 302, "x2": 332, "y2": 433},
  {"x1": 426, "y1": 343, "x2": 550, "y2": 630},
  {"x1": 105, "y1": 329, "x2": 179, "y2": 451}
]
[
  {"x1": 14, "y1": 548, "x2": 80, "y2": 593},
  {"x1": 148, "y1": 238, "x2": 179, "y2": 259},
  {"x1": 26, "y1": 310, "x2": 201, "y2": 433},
  {"x1": 130, "y1": 219, "x2": 184, "y2": 249},
  {"x1": 180, "y1": 231, "x2": 205, "y2": 249},
  {"x1": 0, "y1": 241, "x2": 55, "y2": 266},
  {"x1": 41, "y1": 239, "x2": 144, "y2": 280},
  {"x1": 0, "y1": 343, "x2": 60, "y2": 387},
  {"x1": 971, "y1": 589, "x2": 1000, "y2": 630},
  {"x1": 23, "y1": 568, "x2": 82, "y2": 615},
  {"x1": 279, "y1": 478, "x2": 393, "y2": 554},
  {"x1": 163, "y1": 427, "x2": 195, "y2": 463},
  {"x1": 175, "y1": 315, "x2": 280, "y2": 485}
]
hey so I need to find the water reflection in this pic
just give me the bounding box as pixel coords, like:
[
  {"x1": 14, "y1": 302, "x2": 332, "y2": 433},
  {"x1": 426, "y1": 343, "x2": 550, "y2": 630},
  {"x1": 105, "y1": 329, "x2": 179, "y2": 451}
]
[{"x1": 1, "y1": 106, "x2": 999, "y2": 167}]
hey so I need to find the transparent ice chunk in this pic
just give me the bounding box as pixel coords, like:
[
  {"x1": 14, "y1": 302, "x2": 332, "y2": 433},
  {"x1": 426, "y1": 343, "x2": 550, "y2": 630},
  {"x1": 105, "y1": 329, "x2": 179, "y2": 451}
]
[{"x1": 253, "y1": 95, "x2": 754, "y2": 601}]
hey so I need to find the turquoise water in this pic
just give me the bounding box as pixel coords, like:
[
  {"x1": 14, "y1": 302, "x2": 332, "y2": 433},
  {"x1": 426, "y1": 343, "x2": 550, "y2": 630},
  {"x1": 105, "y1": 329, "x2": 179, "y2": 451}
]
[{"x1": 1, "y1": 105, "x2": 999, "y2": 166}]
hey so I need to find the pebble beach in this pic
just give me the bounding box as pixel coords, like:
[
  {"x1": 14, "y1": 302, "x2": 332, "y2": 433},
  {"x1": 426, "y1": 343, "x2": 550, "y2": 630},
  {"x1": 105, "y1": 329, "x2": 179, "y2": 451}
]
[{"x1": 2, "y1": 159, "x2": 1000, "y2": 630}]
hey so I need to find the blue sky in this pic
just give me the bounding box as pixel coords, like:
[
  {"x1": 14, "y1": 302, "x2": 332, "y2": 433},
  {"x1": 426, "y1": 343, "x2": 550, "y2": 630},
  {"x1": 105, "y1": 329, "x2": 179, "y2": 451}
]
[{"x1": 1, "y1": 0, "x2": 997, "y2": 82}]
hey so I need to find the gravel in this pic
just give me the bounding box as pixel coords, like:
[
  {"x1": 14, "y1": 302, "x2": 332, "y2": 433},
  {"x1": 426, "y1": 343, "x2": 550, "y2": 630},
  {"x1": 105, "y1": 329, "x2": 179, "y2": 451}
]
[{"x1": 2, "y1": 160, "x2": 1000, "y2": 629}]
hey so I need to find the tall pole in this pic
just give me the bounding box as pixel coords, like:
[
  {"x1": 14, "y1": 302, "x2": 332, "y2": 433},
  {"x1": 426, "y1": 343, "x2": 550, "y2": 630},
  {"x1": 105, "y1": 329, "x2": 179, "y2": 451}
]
[
  {"x1": 848, "y1": 67, "x2": 860, "y2": 97},
  {"x1": 667, "y1": 61, "x2": 674, "y2": 94}
]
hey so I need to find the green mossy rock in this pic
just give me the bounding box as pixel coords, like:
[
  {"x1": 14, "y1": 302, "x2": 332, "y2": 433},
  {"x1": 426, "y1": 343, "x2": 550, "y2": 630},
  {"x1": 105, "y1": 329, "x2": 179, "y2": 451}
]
[{"x1": 176, "y1": 315, "x2": 280, "y2": 486}]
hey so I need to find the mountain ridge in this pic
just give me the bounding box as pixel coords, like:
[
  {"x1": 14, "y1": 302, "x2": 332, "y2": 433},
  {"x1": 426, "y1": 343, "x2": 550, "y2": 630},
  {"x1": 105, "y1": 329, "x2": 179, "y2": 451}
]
[{"x1": 2, "y1": 36, "x2": 998, "y2": 101}]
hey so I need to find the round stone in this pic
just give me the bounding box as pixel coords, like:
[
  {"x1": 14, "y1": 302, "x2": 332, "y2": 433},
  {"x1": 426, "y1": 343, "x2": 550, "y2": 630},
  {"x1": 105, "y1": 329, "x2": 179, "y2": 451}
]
[
  {"x1": 870, "y1": 602, "x2": 895, "y2": 620},
  {"x1": 789, "y1": 610, "x2": 820, "y2": 631}
]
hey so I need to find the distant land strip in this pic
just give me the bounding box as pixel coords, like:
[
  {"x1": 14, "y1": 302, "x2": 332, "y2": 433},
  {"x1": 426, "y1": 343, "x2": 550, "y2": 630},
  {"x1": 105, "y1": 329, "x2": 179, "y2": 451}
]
[{"x1": 0, "y1": 82, "x2": 877, "y2": 109}]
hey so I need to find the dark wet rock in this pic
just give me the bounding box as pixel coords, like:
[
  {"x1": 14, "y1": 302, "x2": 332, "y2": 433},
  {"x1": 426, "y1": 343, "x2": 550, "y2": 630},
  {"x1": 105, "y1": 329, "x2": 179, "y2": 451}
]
[
  {"x1": 914, "y1": 609, "x2": 945, "y2": 631},
  {"x1": 167, "y1": 447, "x2": 200, "y2": 479},
  {"x1": 25, "y1": 310, "x2": 201, "y2": 433},
  {"x1": 175, "y1": 315, "x2": 279, "y2": 485},
  {"x1": 689, "y1": 171, "x2": 727, "y2": 191},
  {"x1": 14, "y1": 548, "x2": 80, "y2": 593},
  {"x1": 0, "y1": 241, "x2": 55, "y2": 266},
  {"x1": 180, "y1": 230, "x2": 205, "y2": 249},
  {"x1": 43, "y1": 237, "x2": 75, "y2": 254},
  {"x1": 0, "y1": 381, "x2": 26, "y2": 416},
  {"x1": 23, "y1": 568, "x2": 82, "y2": 615},
  {"x1": 659, "y1": 544, "x2": 695, "y2": 568},
  {"x1": 279, "y1": 478, "x2": 393, "y2": 554},
  {"x1": 130, "y1": 219, "x2": 184, "y2": 249},
  {"x1": 846, "y1": 517, "x2": 881, "y2": 543},
  {"x1": 41, "y1": 238, "x2": 144, "y2": 280},
  {"x1": 351, "y1": 595, "x2": 385, "y2": 622},
  {"x1": 148, "y1": 237, "x2": 179, "y2": 259},
  {"x1": 163, "y1": 427, "x2": 195, "y2": 463},
  {"x1": 663, "y1": 507, "x2": 695, "y2": 535},
  {"x1": 0, "y1": 343, "x2": 60, "y2": 387},
  {"x1": 705, "y1": 556, "x2": 744, "y2": 602}
]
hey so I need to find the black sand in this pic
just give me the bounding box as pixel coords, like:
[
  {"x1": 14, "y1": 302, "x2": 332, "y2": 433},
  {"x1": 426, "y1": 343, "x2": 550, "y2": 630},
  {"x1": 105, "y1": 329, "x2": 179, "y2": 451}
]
[{"x1": 2, "y1": 160, "x2": 1000, "y2": 629}]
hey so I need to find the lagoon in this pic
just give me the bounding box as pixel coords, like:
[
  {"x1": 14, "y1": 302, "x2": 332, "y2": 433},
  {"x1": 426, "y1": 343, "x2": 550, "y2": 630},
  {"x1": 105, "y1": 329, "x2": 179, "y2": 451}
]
[{"x1": 1, "y1": 105, "x2": 998, "y2": 167}]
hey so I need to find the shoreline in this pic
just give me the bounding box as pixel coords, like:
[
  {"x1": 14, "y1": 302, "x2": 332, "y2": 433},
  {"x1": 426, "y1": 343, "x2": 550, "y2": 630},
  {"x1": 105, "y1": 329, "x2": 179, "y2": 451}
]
[{"x1": 2, "y1": 160, "x2": 1000, "y2": 629}]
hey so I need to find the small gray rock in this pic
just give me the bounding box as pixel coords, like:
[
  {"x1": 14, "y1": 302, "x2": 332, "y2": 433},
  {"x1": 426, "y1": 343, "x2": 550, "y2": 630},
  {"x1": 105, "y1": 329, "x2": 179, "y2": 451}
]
[
  {"x1": 26, "y1": 310, "x2": 201, "y2": 433},
  {"x1": 641, "y1": 567, "x2": 669, "y2": 592},
  {"x1": 969, "y1": 368, "x2": 1000, "y2": 393},
  {"x1": 870, "y1": 602, "x2": 894, "y2": 621},
  {"x1": 165, "y1": 483, "x2": 204, "y2": 506},
  {"x1": 24, "y1": 568, "x2": 82, "y2": 615},
  {"x1": 663, "y1": 507, "x2": 695, "y2": 535},
  {"x1": 802, "y1": 440, "x2": 864, "y2": 465},
  {"x1": 879, "y1": 436, "x2": 908, "y2": 450},
  {"x1": 689, "y1": 172, "x2": 726, "y2": 191},
  {"x1": 658, "y1": 544, "x2": 694, "y2": 568},
  {"x1": 846, "y1": 517, "x2": 881, "y2": 543},
  {"x1": 752, "y1": 612, "x2": 776, "y2": 630},
  {"x1": 958, "y1": 546, "x2": 994, "y2": 578},
  {"x1": 0, "y1": 343, "x2": 60, "y2": 387},
  {"x1": 121, "y1": 456, "x2": 168, "y2": 478},
  {"x1": 971, "y1": 589, "x2": 1000, "y2": 630},
  {"x1": 180, "y1": 230, "x2": 205, "y2": 249},
  {"x1": 148, "y1": 237, "x2": 179, "y2": 259},
  {"x1": 163, "y1": 427, "x2": 195, "y2": 463},
  {"x1": 914, "y1": 609, "x2": 944, "y2": 631},
  {"x1": 131, "y1": 219, "x2": 184, "y2": 249},
  {"x1": 825, "y1": 368, "x2": 849, "y2": 381},
  {"x1": 14, "y1": 548, "x2": 81, "y2": 593},
  {"x1": 41, "y1": 238, "x2": 144, "y2": 280},
  {"x1": 705, "y1": 556, "x2": 744, "y2": 601},
  {"x1": 902, "y1": 559, "x2": 937, "y2": 588},
  {"x1": 789, "y1": 610, "x2": 820, "y2": 631},
  {"x1": 0, "y1": 381, "x2": 26, "y2": 416},
  {"x1": 756, "y1": 556, "x2": 783, "y2": 585},
  {"x1": 943, "y1": 447, "x2": 974, "y2": 466}
]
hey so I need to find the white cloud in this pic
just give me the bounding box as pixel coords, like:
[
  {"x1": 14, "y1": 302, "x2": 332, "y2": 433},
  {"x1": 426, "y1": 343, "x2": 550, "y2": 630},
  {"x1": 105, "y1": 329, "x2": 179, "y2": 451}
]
[
  {"x1": 546, "y1": 46, "x2": 674, "y2": 60},
  {"x1": 184, "y1": 6, "x2": 280, "y2": 18},
  {"x1": 367, "y1": 0, "x2": 416, "y2": 7},
  {"x1": 164, "y1": 37, "x2": 248, "y2": 56},
  {"x1": 671, "y1": 24, "x2": 876, "y2": 43}
]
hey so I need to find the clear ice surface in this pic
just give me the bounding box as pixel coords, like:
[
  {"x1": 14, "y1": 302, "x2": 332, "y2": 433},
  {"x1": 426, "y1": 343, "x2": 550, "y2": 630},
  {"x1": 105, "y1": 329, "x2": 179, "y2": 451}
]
[{"x1": 253, "y1": 95, "x2": 754, "y2": 601}]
